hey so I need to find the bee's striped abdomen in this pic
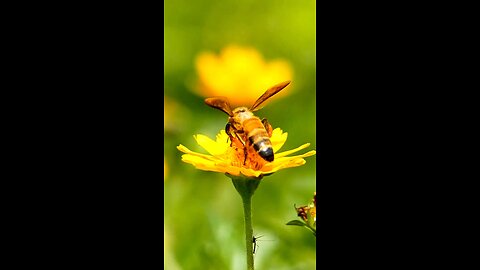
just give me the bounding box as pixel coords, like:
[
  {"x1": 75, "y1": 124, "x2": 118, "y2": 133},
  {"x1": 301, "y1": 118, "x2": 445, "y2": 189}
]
[{"x1": 244, "y1": 118, "x2": 274, "y2": 162}]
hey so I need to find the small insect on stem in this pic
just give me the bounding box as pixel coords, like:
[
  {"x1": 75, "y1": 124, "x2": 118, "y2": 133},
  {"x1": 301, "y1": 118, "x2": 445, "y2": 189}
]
[{"x1": 252, "y1": 235, "x2": 264, "y2": 255}]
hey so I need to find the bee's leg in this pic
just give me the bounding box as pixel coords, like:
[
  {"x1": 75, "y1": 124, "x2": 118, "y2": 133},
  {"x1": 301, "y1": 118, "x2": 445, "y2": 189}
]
[
  {"x1": 225, "y1": 123, "x2": 234, "y2": 145},
  {"x1": 243, "y1": 139, "x2": 250, "y2": 165},
  {"x1": 227, "y1": 123, "x2": 245, "y2": 146},
  {"x1": 234, "y1": 130, "x2": 248, "y2": 165},
  {"x1": 227, "y1": 126, "x2": 248, "y2": 165},
  {"x1": 261, "y1": 118, "x2": 273, "y2": 137},
  {"x1": 226, "y1": 123, "x2": 248, "y2": 164}
]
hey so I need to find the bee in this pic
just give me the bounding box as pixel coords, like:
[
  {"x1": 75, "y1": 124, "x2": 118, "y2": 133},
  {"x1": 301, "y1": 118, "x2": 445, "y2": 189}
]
[{"x1": 204, "y1": 81, "x2": 291, "y2": 164}]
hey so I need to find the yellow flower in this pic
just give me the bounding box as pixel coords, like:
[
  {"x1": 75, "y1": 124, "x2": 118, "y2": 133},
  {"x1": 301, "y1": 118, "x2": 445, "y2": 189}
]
[
  {"x1": 194, "y1": 45, "x2": 294, "y2": 107},
  {"x1": 176, "y1": 128, "x2": 315, "y2": 178}
]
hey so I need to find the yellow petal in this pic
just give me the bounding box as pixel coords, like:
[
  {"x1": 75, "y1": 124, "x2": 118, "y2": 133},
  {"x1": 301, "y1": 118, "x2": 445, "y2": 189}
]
[
  {"x1": 240, "y1": 167, "x2": 263, "y2": 178},
  {"x1": 181, "y1": 154, "x2": 217, "y2": 166},
  {"x1": 275, "y1": 143, "x2": 311, "y2": 158},
  {"x1": 223, "y1": 165, "x2": 242, "y2": 176},
  {"x1": 262, "y1": 150, "x2": 316, "y2": 172},
  {"x1": 262, "y1": 158, "x2": 307, "y2": 173},
  {"x1": 177, "y1": 145, "x2": 219, "y2": 162},
  {"x1": 181, "y1": 155, "x2": 224, "y2": 172},
  {"x1": 276, "y1": 150, "x2": 316, "y2": 161},
  {"x1": 194, "y1": 134, "x2": 229, "y2": 156},
  {"x1": 270, "y1": 128, "x2": 288, "y2": 153},
  {"x1": 216, "y1": 130, "x2": 230, "y2": 144}
]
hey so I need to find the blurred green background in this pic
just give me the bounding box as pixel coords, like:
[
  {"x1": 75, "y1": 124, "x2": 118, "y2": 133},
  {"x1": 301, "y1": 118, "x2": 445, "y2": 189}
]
[{"x1": 164, "y1": 1, "x2": 316, "y2": 269}]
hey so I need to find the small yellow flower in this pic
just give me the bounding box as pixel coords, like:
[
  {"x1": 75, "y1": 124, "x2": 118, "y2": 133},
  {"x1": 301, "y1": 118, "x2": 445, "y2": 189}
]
[
  {"x1": 194, "y1": 45, "x2": 294, "y2": 107},
  {"x1": 177, "y1": 128, "x2": 315, "y2": 178}
]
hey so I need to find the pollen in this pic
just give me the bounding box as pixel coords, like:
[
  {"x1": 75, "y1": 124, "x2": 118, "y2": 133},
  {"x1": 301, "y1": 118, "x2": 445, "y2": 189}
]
[
  {"x1": 244, "y1": 144, "x2": 268, "y2": 170},
  {"x1": 228, "y1": 137, "x2": 268, "y2": 170}
]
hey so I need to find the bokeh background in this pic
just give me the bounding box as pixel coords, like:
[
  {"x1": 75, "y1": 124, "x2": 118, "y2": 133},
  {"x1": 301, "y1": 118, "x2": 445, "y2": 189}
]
[{"x1": 164, "y1": 1, "x2": 316, "y2": 269}]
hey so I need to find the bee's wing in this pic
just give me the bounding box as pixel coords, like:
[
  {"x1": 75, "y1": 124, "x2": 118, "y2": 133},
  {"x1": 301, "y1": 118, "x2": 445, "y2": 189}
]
[
  {"x1": 205, "y1": 97, "x2": 234, "y2": 116},
  {"x1": 250, "y1": 81, "x2": 291, "y2": 112}
]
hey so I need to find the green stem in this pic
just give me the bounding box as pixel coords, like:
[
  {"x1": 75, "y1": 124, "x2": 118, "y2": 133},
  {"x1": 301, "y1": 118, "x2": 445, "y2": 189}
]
[
  {"x1": 242, "y1": 188, "x2": 254, "y2": 270},
  {"x1": 229, "y1": 174, "x2": 262, "y2": 270}
]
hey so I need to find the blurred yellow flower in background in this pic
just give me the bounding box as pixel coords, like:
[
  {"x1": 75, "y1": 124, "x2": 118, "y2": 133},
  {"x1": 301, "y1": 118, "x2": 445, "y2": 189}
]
[
  {"x1": 194, "y1": 45, "x2": 294, "y2": 107},
  {"x1": 177, "y1": 128, "x2": 315, "y2": 178}
]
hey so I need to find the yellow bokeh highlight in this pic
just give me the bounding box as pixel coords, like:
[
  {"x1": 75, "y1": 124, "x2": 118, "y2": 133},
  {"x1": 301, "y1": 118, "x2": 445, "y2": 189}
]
[{"x1": 195, "y1": 45, "x2": 294, "y2": 107}]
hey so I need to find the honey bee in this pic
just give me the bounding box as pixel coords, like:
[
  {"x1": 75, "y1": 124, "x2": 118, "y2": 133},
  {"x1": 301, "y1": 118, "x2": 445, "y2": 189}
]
[{"x1": 204, "y1": 81, "x2": 291, "y2": 164}]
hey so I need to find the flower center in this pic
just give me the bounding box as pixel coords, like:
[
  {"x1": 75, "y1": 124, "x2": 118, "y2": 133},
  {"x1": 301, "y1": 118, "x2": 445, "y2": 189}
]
[{"x1": 227, "y1": 138, "x2": 268, "y2": 170}]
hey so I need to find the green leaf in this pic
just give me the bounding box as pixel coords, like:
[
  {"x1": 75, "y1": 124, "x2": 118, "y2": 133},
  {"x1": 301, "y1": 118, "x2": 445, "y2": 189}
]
[{"x1": 286, "y1": 220, "x2": 307, "y2": 227}]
